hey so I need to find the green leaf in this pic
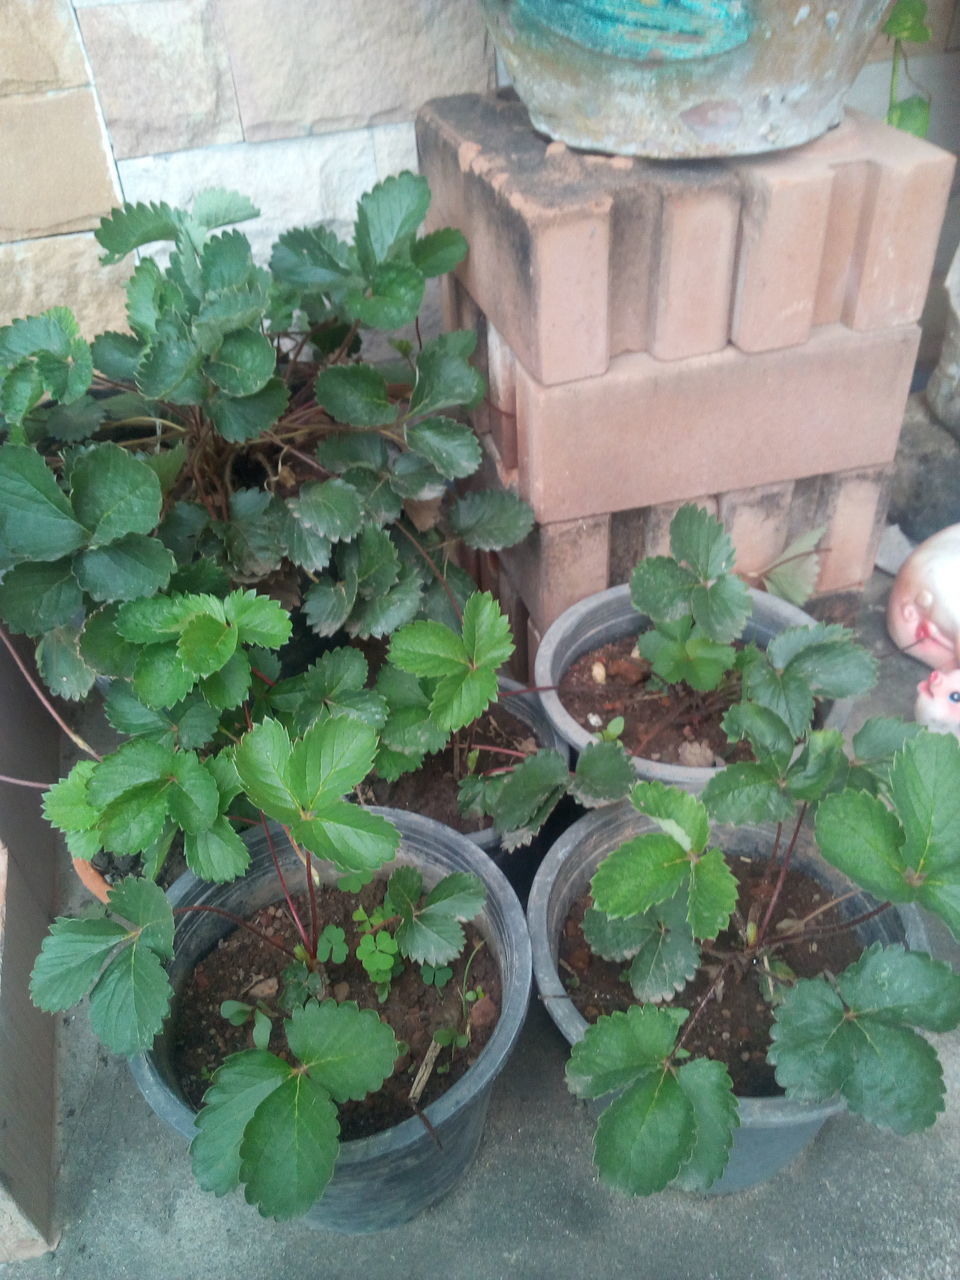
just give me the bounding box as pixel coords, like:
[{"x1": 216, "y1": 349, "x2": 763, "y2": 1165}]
[
  {"x1": 34, "y1": 394, "x2": 108, "y2": 443},
  {"x1": 168, "y1": 749, "x2": 221, "y2": 833},
  {"x1": 630, "y1": 556, "x2": 696, "y2": 623},
  {"x1": 702, "y1": 761, "x2": 796, "y2": 825},
  {"x1": 409, "y1": 331, "x2": 483, "y2": 418},
  {"x1": 291, "y1": 479, "x2": 363, "y2": 541},
  {"x1": 355, "y1": 171, "x2": 430, "y2": 272},
  {"x1": 239, "y1": 1074, "x2": 340, "y2": 1219},
  {"x1": 690, "y1": 573, "x2": 751, "y2": 644},
  {"x1": 191, "y1": 1050, "x2": 292, "y2": 1196},
  {"x1": 315, "y1": 430, "x2": 388, "y2": 474},
  {"x1": 75, "y1": 533, "x2": 175, "y2": 602},
  {"x1": 69, "y1": 443, "x2": 163, "y2": 546},
  {"x1": 1, "y1": 360, "x2": 43, "y2": 428},
  {"x1": 0, "y1": 444, "x2": 86, "y2": 561},
  {"x1": 405, "y1": 416, "x2": 481, "y2": 479},
  {"x1": 388, "y1": 618, "x2": 467, "y2": 678},
  {"x1": 184, "y1": 817, "x2": 252, "y2": 882},
  {"x1": 79, "y1": 604, "x2": 140, "y2": 677},
  {"x1": 785, "y1": 729, "x2": 847, "y2": 802},
  {"x1": 888, "y1": 94, "x2": 931, "y2": 138},
  {"x1": 234, "y1": 718, "x2": 299, "y2": 822},
  {"x1": 767, "y1": 979, "x2": 854, "y2": 1101},
  {"x1": 133, "y1": 640, "x2": 197, "y2": 708},
  {"x1": 108, "y1": 876, "x2": 174, "y2": 954},
  {"x1": 136, "y1": 335, "x2": 204, "y2": 403},
  {"x1": 315, "y1": 363, "x2": 397, "y2": 427},
  {"x1": 813, "y1": 785, "x2": 916, "y2": 903},
  {"x1": 287, "y1": 999, "x2": 398, "y2": 1101},
  {"x1": 88, "y1": 942, "x2": 172, "y2": 1054},
  {"x1": 36, "y1": 625, "x2": 97, "y2": 700},
  {"x1": 776, "y1": 624, "x2": 877, "y2": 701},
  {"x1": 721, "y1": 702, "x2": 794, "y2": 775},
  {"x1": 191, "y1": 188, "x2": 260, "y2": 231},
  {"x1": 487, "y1": 749, "x2": 569, "y2": 839},
  {"x1": 837, "y1": 943, "x2": 960, "y2": 1034},
  {"x1": 410, "y1": 227, "x2": 468, "y2": 277},
  {"x1": 178, "y1": 611, "x2": 238, "y2": 678},
  {"x1": 224, "y1": 590, "x2": 292, "y2": 649},
  {"x1": 291, "y1": 801, "x2": 399, "y2": 876},
  {"x1": 287, "y1": 716, "x2": 380, "y2": 809},
  {"x1": 96, "y1": 200, "x2": 182, "y2": 263},
  {"x1": 629, "y1": 781, "x2": 710, "y2": 854},
  {"x1": 890, "y1": 733, "x2": 960, "y2": 875},
  {"x1": 208, "y1": 378, "x2": 289, "y2": 443},
  {"x1": 303, "y1": 574, "x2": 358, "y2": 637},
  {"x1": 739, "y1": 649, "x2": 815, "y2": 739},
  {"x1": 462, "y1": 590, "x2": 515, "y2": 671},
  {"x1": 853, "y1": 716, "x2": 924, "y2": 765},
  {"x1": 103, "y1": 684, "x2": 173, "y2": 740},
  {"x1": 566, "y1": 1004, "x2": 688, "y2": 1100},
  {"x1": 687, "y1": 847, "x2": 738, "y2": 939},
  {"x1": 672, "y1": 1058, "x2": 739, "y2": 1192},
  {"x1": 758, "y1": 526, "x2": 824, "y2": 606},
  {"x1": 450, "y1": 489, "x2": 534, "y2": 551},
  {"x1": 43, "y1": 760, "x2": 99, "y2": 840},
  {"x1": 206, "y1": 329, "x2": 276, "y2": 398},
  {"x1": 395, "y1": 905, "x2": 465, "y2": 966},
  {"x1": 30, "y1": 916, "x2": 127, "y2": 1012},
  {"x1": 571, "y1": 740, "x2": 636, "y2": 807},
  {"x1": 193, "y1": 287, "x2": 266, "y2": 353},
  {"x1": 422, "y1": 871, "x2": 486, "y2": 919},
  {"x1": 670, "y1": 504, "x2": 735, "y2": 578},
  {"x1": 0, "y1": 558, "x2": 82, "y2": 636},
  {"x1": 584, "y1": 893, "x2": 698, "y2": 1002},
  {"x1": 431, "y1": 666, "x2": 499, "y2": 733},
  {"x1": 221, "y1": 489, "x2": 285, "y2": 578},
  {"x1": 594, "y1": 1071, "x2": 696, "y2": 1195},
  {"x1": 270, "y1": 224, "x2": 358, "y2": 290},
  {"x1": 591, "y1": 832, "x2": 689, "y2": 919}
]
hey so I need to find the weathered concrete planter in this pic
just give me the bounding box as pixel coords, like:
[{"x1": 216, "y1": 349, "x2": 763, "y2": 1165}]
[
  {"x1": 479, "y1": 0, "x2": 889, "y2": 158},
  {"x1": 527, "y1": 802, "x2": 929, "y2": 1192}
]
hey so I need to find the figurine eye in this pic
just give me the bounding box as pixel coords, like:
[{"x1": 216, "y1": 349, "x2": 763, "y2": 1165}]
[{"x1": 949, "y1": 692, "x2": 960, "y2": 704}]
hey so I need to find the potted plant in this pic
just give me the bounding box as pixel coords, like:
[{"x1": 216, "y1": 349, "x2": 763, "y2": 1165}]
[
  {"x1": 478, "y1": 0, "x2": 891, "y2": 158},
  {"x1": 535, "y1": 503, "x2": 870, "y2": 791},
  {"x1": 527, "y1": 661, "x2": 960, "y2": 1193}
]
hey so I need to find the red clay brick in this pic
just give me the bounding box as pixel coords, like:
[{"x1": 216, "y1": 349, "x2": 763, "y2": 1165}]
[
  {"x1": 498, "y1": 512, "x2": 612, "y2": 635},
  {"x1": 511, "y1": 324, "x2": 919, "y2": 525},
  {"x1": 717, "y1": 483, "x2": 795, "y2": 578},
  {"x1": 807, "y1": 466, "x2": 894, "y2": 593}
]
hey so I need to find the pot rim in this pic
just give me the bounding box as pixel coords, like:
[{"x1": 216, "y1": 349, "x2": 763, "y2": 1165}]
[
  {"x1": 129, "y1": 807, "x2": 532, "y2": 1167},
  {"x1": 526, "y1": 799, "x2": 929, "y2": 1129}
]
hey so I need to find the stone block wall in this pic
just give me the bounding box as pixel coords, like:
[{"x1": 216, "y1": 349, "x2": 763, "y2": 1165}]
[{"x1": 0, "y1": 0, "x2": 495, "y2": 337}]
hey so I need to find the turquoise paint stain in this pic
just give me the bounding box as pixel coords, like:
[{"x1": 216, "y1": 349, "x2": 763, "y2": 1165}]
[{"x1": 516, "y1": 0, "x2": 753, "y2": 62}]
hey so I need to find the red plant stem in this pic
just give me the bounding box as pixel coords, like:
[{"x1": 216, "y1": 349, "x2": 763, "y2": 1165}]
[
  {"x1": 469, "y1": 743, "x2": 529, "y2": 761},
  {"x1": 260, "y1": 816, "x2": 312, "y2": 954},
  {"x1": 801, "y1": 900, "x2": 893, "y2": 943},
  {"x1": 0, "y1": 772, "x2": 52, "y2": 789},
  {"x1": 251, "y1": 666, "x2": 277, "y2": 688},
  {"x1": 755, "y1": 806, "x2": 807, "y2": 948},
  {"x1": 285, "y1": 826, "x2": 320, "y2": 954},
  {"x1": 0, "y1": 624, "x2": 103, "y2": 762},
  {"x1": 674, "y1": 960, "x2": 735, "y2": 1056},
  {"x1": 172, "y1": 904, "x2": 296, "y2": 959}
]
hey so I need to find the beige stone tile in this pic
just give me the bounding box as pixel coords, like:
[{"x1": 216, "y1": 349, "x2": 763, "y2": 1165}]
[
  {"x1": 76, "y1": 0, "x2": 242, "y2": 160},
  {"x1": 0, "y1": 0, "x2": 88, "y2": 95},
  {"x1": 0, "y1": 234, "x2": 131, "y2": 337},
  {"x1": 118, "y1": 130, "x2": 379, "y2": 263},
  {"x1": 373, "y1": 122, "x2": 420, "y2": 181},
  {"x1": 218, "y1": 0, "x2": 494, "y2": 142},
  {"x1": 0, "y1": 89, "x2": 119, "y2": 240}
]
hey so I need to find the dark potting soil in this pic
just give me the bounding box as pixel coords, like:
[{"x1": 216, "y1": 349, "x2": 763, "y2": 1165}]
[
  {"x1": 559, "y1": 857, "x2": 866, "y2": 1097},
  {"x1": 171, "y1": 881, "x2": 501, "y2": 1141},
  {"x1": 558, "y1": 637, "x2": 748, "y2": 767},
  {"x1": 368, "y1": 703, "x2": 540, "y2": 833}
]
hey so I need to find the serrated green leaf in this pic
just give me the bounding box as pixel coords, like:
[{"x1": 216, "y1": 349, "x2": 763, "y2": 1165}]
[
  {"x1": 813, "y1": 788, "x2": 914, "y2": 902},
  {"x1": 191, "y1": 1050, "x2": 292, "y2": 1195},
  {"x1": 0, "y1": 558, "x2": 82, "y2": 636},
  {"x1": 355, "y1": 171, "x2": 430, "y2": 272},
  {"x1": 721, "y1": 702, "x2": 794, "y2": 775},
  {"x1": 387, "y1": 448, "x2": 445, "y2": 500},
  {"x1": 234, "y1": 718, "x2": 299, "y2": 822},
  {"x1": 630, "y1": 781, "x2": 710, "y2": 854},
  {"x1": 409, "y1": 331, "x2": 483, "y2": 419},
  {"x1": 410, "y1": 227, "x2": 468, "y2": 277},
  {"x1": 96, "y1": 200, "x2": 182, "y2": 264},
  {"x1": 767, "y1": 978, "x2": 854, "y2": 1101},
  {"x1": 785, "y1": 729, "x2": 847, "y2": 802},
  {"x1": 1, "y1": 360, "x2": 43, "y2": 429},
  {"x1": 672, "y1": 1057, "x2": 739, "y2": 1191},
  {"x1": 315, "y1": 430, "x2": 388, "y2": 474},
  {"x1": 594, "y1": 1071, "x2": 695, "y2": 1195},
  {"x1": 396, "y1": 904, "x2": 465, "y2": 966},
  {"x1": 292, "y1": 479, "x2": 363, "y2": 542},
  {"x1": 571, "y1": 740, "x2": 636, "y2": 807},
  {"x1": 223, "y1": 590, "x2": 292, "y2": 649},
  {"x1": 288, "y1": 716, "x2": 380, "y2": 810},
  {"x1": 30, "y1": 916, "x2": 128, "y2": 1011},
  {"x1": 33, "y1": 394, "x2": 107, "y2": 443},
  {"x1": 107, "y1": 876, "x2": 174, "y2": 954},
  {"x1": 287, "y1": 999, "x2": 398, "y2": 1101},
  {"x1": 177, "y1": 611, "x2": 237, "y2": 678},
  {"x1": 136, "y1": 334, "x2": 204, "y2": 403},
  {"x1": 185, "y1": 817, "x2": 251, "y2": 882},
  {"x1": 431, "y1": 666, "x2": 499, "y2": 733},
  {"x1": 103, "y1": 683, "x2": 172, "y2": 739},
  {"x1": 591, "y1": 832, "x2": 689, "y2": 919},
  {"x1": 758, "y1": 526, "x2": 824, "y2": 606},
  {"x1": 75, "y1": 534, "x2": 175, "y2": 603},
  {"x1": 79, "y1": 604, "x2": 140, "y2": 677},
  {"x1": 208, "y1": 378, "x2": 289, "y2": 443},
  {"x1": 890, "y1": 733, "x2": 960, "y2": 875},
  {"x1": 133, "y1": 640, "x2": 197, "y2": 708},
  {"x1": 291, "y1": 801, "x2": 399, "y2": 876},
  {"x1": 239, "y1": 1073, "x2": 340, "y2": 1219},
  {"x1": 690, "y1": 574, "x2": 751, "y2": 644},
  {"x1": 487, "y1": 749, "x2": 569, "y2": 835},
  {"x1": 840, "y1": 1020, "x2": 944, "y2": 1133},
  {"x1": 70, "y1": 443, "x2": 163, "y2": 547},
  {"x1": 168, "y1": 749, "x2": 221, "y2": 833},
  {"x1": 567, "y1": 1004, "x2": 688, "y2": 1100},
  {"x1": 315, "y1": 363, "x2": 397, "y2": 428},
  {"x1": 702, "y1": 761, "x2": 796, "y2": 825},
  {"x1": 221, "y1": 489, "x2": 285, "y2": 578},
  {"x1": 405, "y1": 416, "x2": 481, "y2": 479},
  {"x1": 852, "y1": 716, "x2": 924, "y2": 764},
  {"x1": 191, "y1": 188, "x2": 259, "y2": 231},
  {"x1": 462, "y1": 590, "x2": 514, "y2": 671},
  {"x1": 422, "y1": 871, "x2": 486, "y2": 919},
  {"x1": 201, "y1": 229, "x2": 258, "y2": 292},
  {"x1": 449, "y1": 489, "x2": 534, "y2": 551},
  {"x1": 269, "y1": 223, "x2": 359, "y2": 290},
  {"x1": 206, "y1": 329, "x2": 275, "y2": 398},
  {"x1": 739, "y1": 647, "x2": 815, "y2": 738},
  {"x1": 687, "y1": 847, "x2": 738, "y2": 939},
  {"x1": 670, "y1": 504, "x2": 735, "y2": 578},
  {"x1": 346, "y1": 566, "x2": 422, "y2": 639},
  {"x1": 388, "y1": 618, "x2": 467, "y2": 678},
  {"x1": 838, "y1": 943, "x2": 960, "y2": 1033},
  {"x1": 0, "y1": 444, "x2": 86, "y2": 562},
  {"x1": 88, "y1": 943, "x2": 172, "y2": 1054},
  {"x1": 43, "y1": 759, "x2": 99, "y2": 838},
  {"x1": 36, "y1": 625, "x2": 97, "y2": 700},
  {"x1": 630, "y1": 556, "x2": 696, "y2": 623}
]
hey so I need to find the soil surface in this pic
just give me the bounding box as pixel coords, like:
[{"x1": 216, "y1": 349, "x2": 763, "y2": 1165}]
[
  {"x1": 559, "y1": 856, "x2": 866, "y2": 1096},
  {"x1": 171, "y1": 880, "x2": 501, "y2": 1140},
  {"x1": 368, "y1": 703, "x2": 539, "y2": 832},
  {"x1": 558, "y1": 637, "x2": 748, "y2": 767}
]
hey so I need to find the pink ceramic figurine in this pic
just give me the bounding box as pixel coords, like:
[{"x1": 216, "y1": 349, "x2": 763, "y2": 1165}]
[
  {"x1": 915, "y1": 668, "x2": 960, "y2": 740},
  {"x1": 887, "y1": 524, "x2": 960, "y2": 670}
]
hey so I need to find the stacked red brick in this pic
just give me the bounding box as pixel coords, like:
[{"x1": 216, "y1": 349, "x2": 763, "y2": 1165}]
[{"x1": 416, "y1": 93, "x2": 955, "y2": 674}]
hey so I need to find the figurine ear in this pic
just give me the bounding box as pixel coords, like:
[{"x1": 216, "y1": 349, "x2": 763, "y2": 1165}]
[{"x1": 901, "y1": 601, "x2": 919, "y2": 623}]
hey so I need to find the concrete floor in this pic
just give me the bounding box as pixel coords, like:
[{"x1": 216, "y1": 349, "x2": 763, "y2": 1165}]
[{"x1": 3, "y1": 569, "x2": 960, "y2": 1280}]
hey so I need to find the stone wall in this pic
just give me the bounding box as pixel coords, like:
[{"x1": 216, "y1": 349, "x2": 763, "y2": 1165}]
[{"x1": 0, "y1": 0, "x2": 495, "y2": 337}]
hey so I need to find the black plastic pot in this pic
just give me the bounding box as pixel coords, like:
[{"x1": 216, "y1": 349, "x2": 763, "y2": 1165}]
[
  {"x1": 527, "y1": 801, "x2": 929, "y2": 1194},
  {"x1": 129, "y1": 809, "x2": 532, "y2": 1233},
  {"x1": 534, "y1": 584, "x2": 851, "y2": 793}
]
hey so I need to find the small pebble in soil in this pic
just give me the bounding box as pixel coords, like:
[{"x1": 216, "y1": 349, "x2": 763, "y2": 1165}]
[{"x1": 591, "y1": 662, "x2": 607, "y2": 684}]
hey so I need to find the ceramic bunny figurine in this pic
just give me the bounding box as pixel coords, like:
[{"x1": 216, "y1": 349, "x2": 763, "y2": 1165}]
[
  {"x1": 915, "y1": 668, "x2": 960, "y2": 740},
  {"x1": 887, "y1": 524, "x2": 960, "y2": 670}
]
